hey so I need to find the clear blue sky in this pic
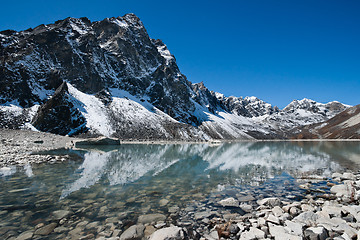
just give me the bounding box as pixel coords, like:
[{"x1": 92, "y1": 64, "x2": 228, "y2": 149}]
[{"x1": 1, "y1": 0, "x2": 359, "y2": 108}]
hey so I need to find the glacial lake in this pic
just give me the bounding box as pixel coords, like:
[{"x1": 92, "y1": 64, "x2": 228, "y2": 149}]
[{"x1": 0, "y1": 141, "x2": 360, "y2": 238}]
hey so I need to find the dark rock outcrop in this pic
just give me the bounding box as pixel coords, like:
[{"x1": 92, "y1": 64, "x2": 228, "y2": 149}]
[{"x1": 31, "y1": 82, "x2": 88, "y2": 136}]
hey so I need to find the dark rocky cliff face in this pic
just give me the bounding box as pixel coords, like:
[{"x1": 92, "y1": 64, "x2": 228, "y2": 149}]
[
  {"x1": 0, "y1": 14, "x2": 199, "y2": 125},
  {"x1": 31, "y1": 82, "x2": 87, "y2": 136}
]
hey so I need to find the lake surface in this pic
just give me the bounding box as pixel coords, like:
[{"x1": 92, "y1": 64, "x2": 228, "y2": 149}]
[{"x1": 0, "y1": 141, "x2": 360, "y2": 238}]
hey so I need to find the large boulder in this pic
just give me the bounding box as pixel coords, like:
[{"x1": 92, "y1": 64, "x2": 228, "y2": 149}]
[{"x1": 73, "y1": 136, "x2": 120, "y2": 147}]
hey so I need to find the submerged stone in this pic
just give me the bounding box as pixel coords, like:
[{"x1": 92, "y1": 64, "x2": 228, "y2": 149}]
[
  {"x1": 119, "y1": 224, "x2": 145, "y2": 240},
  {"x1": 34, "y1": 223, "x2": 57, "y2": 235},
  {"x1": 138, "y1": 214, "x2": 166, "y2": 224}
]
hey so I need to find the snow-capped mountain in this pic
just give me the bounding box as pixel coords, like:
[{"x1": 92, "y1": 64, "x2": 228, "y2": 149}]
[
  {"x1": 250, "y1": 98, "x2": 349, "y2": 137},
  {"x1": 0, "y1": 14, "x2": 352, "y2": 140}
]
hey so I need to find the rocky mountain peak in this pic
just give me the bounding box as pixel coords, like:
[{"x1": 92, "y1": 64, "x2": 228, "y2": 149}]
[
  {"x1": 0, "y1": 14, "x2": 200, "y2": 124},
  {"x1": 283, "y1": 98, "x2": 348, "y2": 118},
  {"x1": 222, "y1": 95, "x2": 279, "y2": 118}
]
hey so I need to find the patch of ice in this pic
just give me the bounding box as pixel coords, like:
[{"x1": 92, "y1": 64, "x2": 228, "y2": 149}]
[
  {"x1": 24, "y1": 164, "x2": 34, "y2": 177},
  {"x1": 191, "y1": 100, "x2": 255, "y2": 139},
  {"x1": 0, "y1": 104, "x2": 23, "y2": 116},
  {"x1": 31, "y1": 81, "x2": 53, "y2": 102},
  {"x1": 70, "y1": 22, "x2": 88, "y2": 35},
  {"x1": 0, "y1": 166, "x2": 16, "y2": 177}
]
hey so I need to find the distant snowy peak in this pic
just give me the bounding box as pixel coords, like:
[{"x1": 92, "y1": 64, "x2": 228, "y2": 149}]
[{"x1": 283, "y1": 98, "x2": 349, "y2": 118}]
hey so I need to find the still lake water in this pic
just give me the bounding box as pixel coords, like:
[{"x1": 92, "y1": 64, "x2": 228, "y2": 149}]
[{"x1": 0, "y1": 141, "x2": 360, "y2": 237}]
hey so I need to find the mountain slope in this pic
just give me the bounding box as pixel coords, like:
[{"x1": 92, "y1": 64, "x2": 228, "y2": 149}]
[{"x1": 293, "y1": 104, "x2": 360, "y2": 139}]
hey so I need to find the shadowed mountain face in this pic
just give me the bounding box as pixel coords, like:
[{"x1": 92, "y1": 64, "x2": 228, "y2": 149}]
[{"x1": 0, "y1": 14, "x2": 353, "y2": 140}]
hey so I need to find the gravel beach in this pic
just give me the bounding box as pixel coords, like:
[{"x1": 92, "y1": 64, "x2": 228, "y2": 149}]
[{"x1": 0, "y1": 129, "x2": 78, "y2": 167}]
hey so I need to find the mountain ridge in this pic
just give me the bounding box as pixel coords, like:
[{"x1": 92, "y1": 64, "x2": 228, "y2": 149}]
[{"x1": 0, "y1": 14, "x2": 355, "y2": 140}]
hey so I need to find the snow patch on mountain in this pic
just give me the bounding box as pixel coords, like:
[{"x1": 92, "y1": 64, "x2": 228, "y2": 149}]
[
  {"x1": 191, "y1": 102, "x2": 254, "y2": 139},
  {"x1": 156, "y1": 44, "x2": 173, "y2": 65},
  {"x1": 67, "y1": 83, "x2": 114, "y2": 137}
]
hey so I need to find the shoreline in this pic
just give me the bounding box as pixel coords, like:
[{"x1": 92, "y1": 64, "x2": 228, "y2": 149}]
[{"x1": 1, "y1": 128, "x2": 360, "y2": 167}]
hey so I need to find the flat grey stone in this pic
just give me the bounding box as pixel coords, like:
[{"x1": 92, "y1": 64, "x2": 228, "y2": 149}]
[
  {"x1": 257, "y1": 197, "x2": 281, "y2": 207},
  {"x1": 285, "y1": 220, "x2": 303, "y2": 236},
  {"x1": 272, "y1": 206, "x2": 284, "y2": 217},
  {"x1": 240, "y1": 203, "x2": 253, "y2": 213},
  {"x1": 238, "y1": 195, "x2": 255, "y2": 202},
  {"x1": 52, "y1": 210, "x2": 72, "y2": 220},
  {"x1": 218, "y1": 197, "x2": 239, "y2": 207},
  {"x1": 304, "y1": 227, "x2": 328, "y2": 240},
  {"x1": 138, "y1": 214, "x2": 166, "y2": 224},
  {"x1": 119, "y1": 224, "x2": 145, "y2": 240},
  {"x1": 268, "y1": 223, "x2": 302, "y2": 240},
  {"x1": 15, "y1": 231, "x2": 33, "y2": 240},
  {"x1": 74, "y1": 137, "x2": 120, "y2": 147},
  {"x1": 159, "y1": 199, "x2": 169, "y2": 207},
  {"x1": 149, "y1": 226, "x2": 184, "y2": 240},
  {"x1": 267, "y1": 214, "x2": 280, "y2": 225},
  {"x1": 34, "y1": 223, "x2": 57, "y2": 235},
  {"x1": 293, "y1": 211, "x2": 319, "y2": 227},
  {"x1": 240, "y1": 227, "x2": 265, "y2": 240}
]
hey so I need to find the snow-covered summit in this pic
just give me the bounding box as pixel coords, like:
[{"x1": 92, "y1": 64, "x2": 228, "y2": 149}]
[{"x1": 284, "y1": 98, "x2": 348, "y2": 118}]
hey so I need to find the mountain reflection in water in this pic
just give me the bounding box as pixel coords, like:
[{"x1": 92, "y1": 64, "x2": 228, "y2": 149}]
[{"x1": 58, "y1": 141, "x2": 359, "y2": 198}]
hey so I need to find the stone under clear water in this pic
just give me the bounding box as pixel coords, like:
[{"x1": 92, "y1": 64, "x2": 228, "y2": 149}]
[{"x1": 0, "y1": 141, "x2": 359, "y2": 238}]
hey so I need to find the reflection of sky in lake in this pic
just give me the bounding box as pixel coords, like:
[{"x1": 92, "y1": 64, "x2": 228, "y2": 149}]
[{"x1": 1, "y1": 141, "x2": 360, "y2": 199}]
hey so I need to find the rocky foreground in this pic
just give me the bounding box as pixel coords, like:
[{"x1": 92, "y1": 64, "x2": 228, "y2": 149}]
[
  {"x1": 114, "y1": 172, "x2": 360, "y2": 240},
  {"x1": 3, "y1": 171, "x2": 359, "y2": 240}
]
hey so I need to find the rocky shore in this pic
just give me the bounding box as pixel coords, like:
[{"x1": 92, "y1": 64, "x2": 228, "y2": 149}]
[
  {"x1": 1, "y1": 170, "x2": 359, "y2": 240},
  {"x1": 113, "y1": 171, "x2": 360, "y2": 240},
  {"x1": 0, "y1": 129, "x2": 78, "y2": 167}
]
